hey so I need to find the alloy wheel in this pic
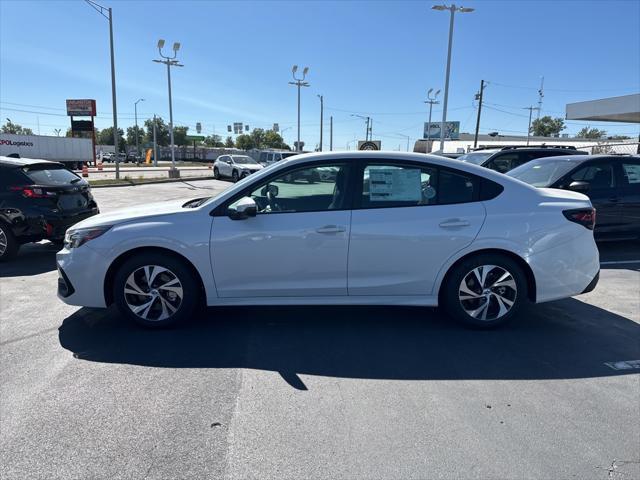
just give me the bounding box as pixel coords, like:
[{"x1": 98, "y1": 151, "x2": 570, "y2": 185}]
[
  {"x1": 124, "y1": 265, "x2": 184, "y2": 321},
  {"x1": 458, "y1": 265, "x2": 517, "y2": 321},
  {"x1": 0, "y1": 228, "x2": 7, "y2": 256}
]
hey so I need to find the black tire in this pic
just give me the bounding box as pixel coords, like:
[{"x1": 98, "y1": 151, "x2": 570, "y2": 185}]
[
  {"x1": 232, "y1": 170, "x2": 239, "y2": 182},
  {"x1": 113, "y1": 252, "x2": 200, "y2": 328},
  {"x1": 0, "y1": 223, "x2": 19, "y2": 262},
  {"x1": 442, "y1": 253, "x2": 528, "y2": 329},
  {"x1": 213, "y1": 167, "x2": 220, "y2": 179}
]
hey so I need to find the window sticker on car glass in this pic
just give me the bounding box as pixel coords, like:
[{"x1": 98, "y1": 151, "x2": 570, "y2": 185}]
[{"x1": 369, "y1": 168, "x2": 421, "y2": 201}]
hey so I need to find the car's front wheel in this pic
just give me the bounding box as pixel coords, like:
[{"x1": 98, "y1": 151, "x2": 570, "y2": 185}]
[
  {"x1": 113, "y1": 253, "x2": 200, "y2": 328},
  {"x1": 0, "y1": 223, "x2": 19, "y2": 262},
  {"x1": 231, "y1": 170, "x2": 239, "y2": 182},
  {"x1": 213, "y1": 167, "x2": 220, "y2": 179},
  {"x1": 442, "y1": 254, "x2": 527, "y2": 328}
]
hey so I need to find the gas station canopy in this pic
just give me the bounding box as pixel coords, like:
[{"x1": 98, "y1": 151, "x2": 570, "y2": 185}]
[{"x1": 566, "y1": 94, "x2": 640, "y2": 123}]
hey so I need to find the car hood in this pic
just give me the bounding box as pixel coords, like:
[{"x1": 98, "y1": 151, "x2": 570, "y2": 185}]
[
  {"x1": 69, "y1": 198, "x2": 195, "y2": 230},
  {"x1": 238, "y1": 164, "x2": 263, "y2": 170}
]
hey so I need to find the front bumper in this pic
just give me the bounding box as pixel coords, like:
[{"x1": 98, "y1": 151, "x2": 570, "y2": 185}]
[{"x1": 56, "y1": 244, "x2": 109, "y2": 308}]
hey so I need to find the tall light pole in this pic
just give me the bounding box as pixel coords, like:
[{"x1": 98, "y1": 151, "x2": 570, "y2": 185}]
[
  {"x1": 154, "y1": 39, "x2": 183, "y2": 176},
  {"x1": 134, "y1": 98, "x2": 144, "y2": 160},
  {"x1": 524, "y1": 106, "x2": 540, "y2": 146},
  {"x1": 317, "y1": 94, "x2": 324, "y2": 151},
  {"x1": 289, "y1": 65, "x2": 309, "y2": 152},
  {"x1": 424, "y1": 88, "x2": 440, "y2": 152},
  {"x1": 85, "y1": 0, "x2": 120, "y2": 179},
  {"x1": 432, "y1": 4, "x2": 474, "y2": 152}
]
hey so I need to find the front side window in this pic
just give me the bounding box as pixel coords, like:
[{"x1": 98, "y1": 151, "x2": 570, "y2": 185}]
[
  {"x1": 486, "y1": 153, "x2": 519, "y2": 173},
  {"x1": 569, "y1": 163, "x2": 615, "y2": 188},
  {"x1": 230, "y1": 163, "x2": 348, "y2": 214},
  {"x1": 622, "y1": 163, "x2": 640, "y2": 185}
]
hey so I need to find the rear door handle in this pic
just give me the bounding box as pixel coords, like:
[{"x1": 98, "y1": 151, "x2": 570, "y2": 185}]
[
  {"x1": 316, "y1": 225, "x2": 346, "y2": 234},
  {"x1": 439, "y1": 219, "x2": 470, "y2": 228}
]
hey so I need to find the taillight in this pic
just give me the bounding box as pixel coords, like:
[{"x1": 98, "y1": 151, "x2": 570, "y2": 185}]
[
  {"x1": 9, "y1": 186, "x2": 56, "y2": 199},
  {"x1": 563, "y1": 208, "x2": 596, "y2": 230}
]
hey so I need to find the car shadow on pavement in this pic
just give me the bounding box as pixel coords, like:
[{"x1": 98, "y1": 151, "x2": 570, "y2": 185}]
[
  {"x1": 58, "y1": 298, "x2": 640, "y2": 390},
  {"x1": 0, "y1": 243, "x2": 59, "y2": 277}
]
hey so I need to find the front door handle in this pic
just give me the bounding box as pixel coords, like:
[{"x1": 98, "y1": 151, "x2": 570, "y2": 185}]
[
  {"x1": 439, "y1": 219, "x2": 470, "y2": 228},
  {"x1": 316, "y1": 225, "x2": 346, "y2": 234}
]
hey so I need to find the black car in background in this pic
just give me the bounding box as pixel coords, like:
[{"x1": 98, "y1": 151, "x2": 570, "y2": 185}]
[
  {"x1": 508, "y1": 154, "x2": 640, "y2": 241},
  {"x1": 0, "y1": 156, "x2": 99, "y2": 261},
  {"x1": 458, "y1": 145, "x2": 587, "y2": 173}
]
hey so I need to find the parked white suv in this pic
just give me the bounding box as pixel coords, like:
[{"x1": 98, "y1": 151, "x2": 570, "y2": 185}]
[{"x1": 213, "y1": 155, "x2": 263, "y2": 182}]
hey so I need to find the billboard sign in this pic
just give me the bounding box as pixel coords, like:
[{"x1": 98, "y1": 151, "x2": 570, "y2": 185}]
[
  {"x1": 66, "y1": 99, "x2": 96, "y2": 117},
  {"x1": 358, "y1": 140, "x2": 381, "y2": 150},
  {"x1": 423, "y1": 121, "x2": 460, "y2": 140}
]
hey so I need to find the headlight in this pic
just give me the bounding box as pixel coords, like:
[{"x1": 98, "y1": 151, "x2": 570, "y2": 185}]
[{"x1": 64, "y1": 225, "x2": 112, "y2": 249}]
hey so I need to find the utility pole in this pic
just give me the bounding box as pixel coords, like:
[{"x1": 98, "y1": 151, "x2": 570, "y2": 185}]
[
  {"x1": 152, "y1": 114, "x2": 158, "y2": 167},
  {"x1": 85, "y1": 0, "x2": 120, "y2": 179},
  {"x1": 537, "y1": 76, "x2": 544, "y2": 120},
  {"x1": 154, "y1": 40, "x2": 183, "y2": 176},
  {"x1": 289, "y1": 65, "x2": 310, "y2": 152},
  {"x1": 473, "y1": 79, "x2": 485, "y2": 149},
  {"x1": 329, "y1": 116, "x2": 333, "y2": 151},
  {"x1": 317, "y1": 94, "x2": 323, "y2": 151},
  {"x1": 432, "y1": 4, "x2": 475, "y2": 152},
  {"x1": 352, "y1": 114, "x2": 371, "y2": 141},
  {"x1": 424, "y1": 88, "x2": 440, "y2": 153},
  {"x1": 524, "y1": 106, "x2": 540, "y2": 146}
]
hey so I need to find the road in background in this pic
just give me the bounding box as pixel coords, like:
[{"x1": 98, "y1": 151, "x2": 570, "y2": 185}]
[{"x1": 1, "y1": 181, "x2": 639, "y2": 479}]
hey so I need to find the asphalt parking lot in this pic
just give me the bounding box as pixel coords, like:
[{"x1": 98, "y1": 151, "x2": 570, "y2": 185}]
[{"x1": 1, "y1": 179, "x2": 639, "y2": 479}]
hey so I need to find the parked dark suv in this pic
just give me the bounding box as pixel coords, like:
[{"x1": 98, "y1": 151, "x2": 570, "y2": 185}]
[
  {"x1": 508, "y1": 154, "x2": 640, "y2": 241},
  {"x1": 458, "y1": 145, "x2": 587, "y2": 173},
  {"x1": 0, "y1": 156, "x2": 99, "y2": 261}
]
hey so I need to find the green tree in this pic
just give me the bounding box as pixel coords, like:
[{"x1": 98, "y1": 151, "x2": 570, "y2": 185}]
[
  {"x1": 143, "y1": 117, "x2": 169, "y2": 146},
  {"x1": 224, "y1": 136, "x2": 235, "y2": 148},
  {"x1": 249, "y1": 128, "x2": 266, "y2": 149},
  {"x1": 1, "y1": 121, "x2": 34, "y2": 135},
  {"x1": 98, "y1": 127, "x2": 126, "y2": 151},
  {"x1": 530, "y1": 116, "x2": 566, "y2": 137},
  {"x1": 576, "y1": 127, "x2": 606, "y2": 139},
  {"x1": 263, "y1": 130, "x2": 289, "y2": 149},
  {"x1": 204, "y1": 134, "x2": 224, "y2": 147},
  {"x1": 608, "y1": 134, "x2": 631, "y2": 140},
  {"x1": 173, "y1": 125, "x2": 189, "y2": 146},
  {"x1": 235, "y1": 134, "x2": 255, "y2": 150},
  {"x1": 126, "y1": 125, "x2": 145, "y2": 146}
]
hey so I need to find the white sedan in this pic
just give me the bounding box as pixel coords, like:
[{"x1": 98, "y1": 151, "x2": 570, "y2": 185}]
[
  {"x1": 57, "y1": 151, "x2": 599, "y2": 329},
  {"x1": 213, "y1": 154, "x2": 263, "y2": 182}
]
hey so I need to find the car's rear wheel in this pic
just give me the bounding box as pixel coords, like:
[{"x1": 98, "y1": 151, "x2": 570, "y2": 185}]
[
  {"x1": 213, "y1": 167, "x2": 220, "y2": 179},
  {"x1": 442, "y1": 254, "x2": 527, "y2": 328},
  {"x1": 113, "y1": 253, "x2": 199, "y2": 328},
  {"x1": 0, "y1": 223, "x2": 19, "y2": 262}
]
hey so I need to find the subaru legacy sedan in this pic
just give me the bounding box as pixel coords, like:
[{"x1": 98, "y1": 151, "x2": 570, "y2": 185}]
[{"x1": 57, "y1": 152, "x2": 599, "y2": 329}]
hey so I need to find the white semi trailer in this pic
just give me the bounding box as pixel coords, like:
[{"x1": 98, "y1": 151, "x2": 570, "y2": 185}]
[{"x1": 0, "y1": 133, "x2": 94, "y2": 169}]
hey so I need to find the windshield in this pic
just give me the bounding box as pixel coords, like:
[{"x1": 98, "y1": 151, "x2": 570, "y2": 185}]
[
  {"x1": 23, "y1": 165, "x2": 82, "y2": 185},
  {"x1": 507, "y1": 158, "x2": 581, "y2": 187},
  {"x1": 232, "y1": 156, "x2": 257, "y2": 164},
  {"x1": 457, "y1": 151, "x2": 495, "y2": 165}
]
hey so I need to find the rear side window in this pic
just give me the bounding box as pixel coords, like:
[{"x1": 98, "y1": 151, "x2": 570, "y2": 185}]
[
  {"x1": 438, "y1": 169, "x2": 476, "y2": 204},
  {"x1": 23, "y1": 166, "x2": 80, "y2": 185},
  {"x1": 0, "y1": 168, "x2": 28, "y2": 187}
]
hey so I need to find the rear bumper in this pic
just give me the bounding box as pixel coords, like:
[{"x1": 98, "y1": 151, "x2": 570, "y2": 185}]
[
  {"x1": 16, "y1": 207, "x2": 99, "y2": 242},
  {"x1": 581, "y1": 270, "x2": 600, "y2": 294}
]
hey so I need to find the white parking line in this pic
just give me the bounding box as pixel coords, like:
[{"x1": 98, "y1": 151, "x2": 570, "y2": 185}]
[
  {"x1": 604, "y1": 360, "x2": 640, "y2": 371},
  {"x1": 600, "y1": 260, "x2": 640, "y2": 265}
]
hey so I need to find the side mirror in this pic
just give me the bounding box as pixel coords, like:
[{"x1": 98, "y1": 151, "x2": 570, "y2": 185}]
[
  {"x1": 228, "y1": 196, "x2": 257, "y2": 220},
  {"x1": 568, "y1": 180, "x2": 590, "y2": 193}
]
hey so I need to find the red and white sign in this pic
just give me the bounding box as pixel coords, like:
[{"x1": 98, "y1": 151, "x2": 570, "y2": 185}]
[{"x1": 66, "y1": 99, "x2": 96, "y2": 117}]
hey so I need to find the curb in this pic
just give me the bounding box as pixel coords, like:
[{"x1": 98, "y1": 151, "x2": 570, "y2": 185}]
[{"x1": 90, "y1": 176, "x2": 217, "y2": 188}]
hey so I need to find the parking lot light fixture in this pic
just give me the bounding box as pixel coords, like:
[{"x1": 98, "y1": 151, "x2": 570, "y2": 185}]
[
  {"x1": 289, "y1": 65, "x2": 310, "y2": 152},
  {"x1": 154, "y1": 40, "x2": 184, "y2": 174},
  {"x1": 432, "y1": 4, "x2": 474, "y2": 152}
]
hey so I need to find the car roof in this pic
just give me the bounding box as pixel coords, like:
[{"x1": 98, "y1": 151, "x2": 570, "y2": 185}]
[
  {"x1": 527, "y1": 154, "x2": 639, "y2": 163},
  {"x1": 0, "y1": 156, "x2": 63, "y2": 168}
]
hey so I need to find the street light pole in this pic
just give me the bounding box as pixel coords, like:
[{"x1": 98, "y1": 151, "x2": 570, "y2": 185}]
[
  {"x1": 154, "y1": 40, "x2": 183, "y2": 176},
  {"x1": 317, "y1": 94, "x2": 323, "y2": 151},
  {"x1": 432, "y1": 4, "x2": 474, "y2": 152},
  {"x1": 134, "y1": 98, "x2": 144, "y2": 161},
  {"x1": 424, "y1": 88, "x2": 440, "y2": 152},
  {"x1": 85, "y1": 0, "x2": 120, "y2": 179},
  {"x1": 524, "y1": 106, "x2": 540, "y2": 146},
  {"x1": 289, "y1": 65, "x2": 309, "y2": 152}
]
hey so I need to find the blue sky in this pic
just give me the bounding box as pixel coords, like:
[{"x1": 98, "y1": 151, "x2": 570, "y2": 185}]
[{"x1": 1, "y1": 0, "x2": 639, "y2": 149}]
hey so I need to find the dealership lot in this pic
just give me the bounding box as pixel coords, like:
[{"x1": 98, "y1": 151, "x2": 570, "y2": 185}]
[{"x1": 1, "y1": 180, "x2": 639, "y2": 479}]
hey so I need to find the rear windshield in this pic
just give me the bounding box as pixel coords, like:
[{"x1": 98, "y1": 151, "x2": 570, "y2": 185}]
[
  {"x1": 457, "y1": 151, "x2": 495, "y2": 165},
  {"x1": 507, "y1": 158, "x2": 581, "y2": 187},
  {"x1": 23, "y1": 165, "x2": 82, "y2": 185}
]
